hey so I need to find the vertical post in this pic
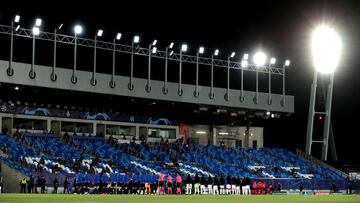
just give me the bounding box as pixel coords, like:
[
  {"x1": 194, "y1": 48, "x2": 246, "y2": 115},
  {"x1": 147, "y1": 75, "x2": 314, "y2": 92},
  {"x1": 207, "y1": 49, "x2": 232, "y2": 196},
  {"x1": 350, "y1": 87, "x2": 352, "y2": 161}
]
[
  {"x1": 305, "y1": 69, "x2": 318, "y2": 155},
  {"x1": 128, "y1": 42, "x2": 134, "y2": 90},
  {"x1": 30, "y1": 32, "x2": 36, "y2": 78},
  {"x1": 282, "y1": 64, "x2": 286, "y2": 106},
  {"x1": 194, "y1": 52, "x2": 199, "y2": 97},
  {"x1": 226, "y1": 57, "x2": 230, "y2": 101},
  {"x1": 178, "y1": 50, "x2": 183, "y2": 95},
  {"x1": 91, "y1": 36, "x2": 97, "y2": 86},
  {"x1": 240, "y1": 64, "x2": 244, "y2": 101},
  {"x1": 321, "y1": 73, "x2": 334, "y2": 160},
  {"x1": 51, "y1": 28, "x2": 57, "y2": 81},
  {"x1": 255, "y1": 66, "x2": 258, "y2": 104},
  {"x1": 72, "y1": 34, "x2": 78, "y2": 83},
  {"x1": 110, "y1": 38, "x2": 116, "y2": 88},
  {"x1": 210, "y1": 55, "x2": 214, "y2": 99},
  {"x1": 146, "y1": 44, "x2": 151, "y2": 92},
  {"x1": 163, "y1": 47, "x2": 168, "y2": 94},
  {"x1": 268, "y1": 65, "x2": 272, "y2": 104},
  {"x1": 8, "y1": 21, "x2": 14, "y2": 75}
]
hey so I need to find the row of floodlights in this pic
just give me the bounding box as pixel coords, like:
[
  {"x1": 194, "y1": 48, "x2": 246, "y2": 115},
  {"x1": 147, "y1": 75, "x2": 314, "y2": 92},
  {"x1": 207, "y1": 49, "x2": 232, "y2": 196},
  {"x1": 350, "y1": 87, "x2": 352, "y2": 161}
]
[{"x1": 11, "y1": 15, "x2": 291, "y2": 67}]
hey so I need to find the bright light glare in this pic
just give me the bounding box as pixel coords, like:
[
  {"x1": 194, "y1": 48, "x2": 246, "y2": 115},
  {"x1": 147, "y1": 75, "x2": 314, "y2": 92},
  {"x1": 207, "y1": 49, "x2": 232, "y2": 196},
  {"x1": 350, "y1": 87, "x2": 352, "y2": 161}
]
[
  {"x1": 253, "y1": 51, "x2": 267, "y2": 66},
  {"x1": 271, "y1": 114, "x2": 275, "y2": 118},
  {"x1": 311, "y1": 25, "x2": 342, "y2": 73},
  {"x1": 97, "y1": 29, "x2": 103, "y2": 37},
  {"x1": 152, "y1": 47, "x2": 157, "y2": 54},
  {"x1": 133, "y1": 35, "x2": 140, "y2": 43},
  {"x1": 243, "y1": 53, "x2": 249, "y2": 60},
  {"x1": 58, "y1": 23, "x2": 63, "y2": 30},
  {"x1": 35, "y1": 18, "x2": 42, "y2": 27},
  {"x1": 14, "y1": 86, "x2": 19, "y2": 91},
  {"x1": 169, "y1": 42, "x2": 174, "y2": 49},
  {"x1": 241, "y1": 60, "x2": 248, "y2": 68},
  {"x1": 74, "y1": 25, "x2": 82, "y2": 34},
  {"x1": 170, "y1": 50, "x2": 174, "y2": 56},
  {"x1": 214, "y1": 49, "x2": 219, "y2": 56},
  {"x1": 270, "y1": 58, "x2": 276, "y2": 65},
  {"x1": 15, "y1": 25, "x2": 20, "y2": 31},
  {"x1": 199, "y1": 47, "x2": 204, "y2": 54},
  {"x1": 32, "y1": 27, "x2": 40, "y2": 35},
  {"x1": 116, "y1": 33, "x2": 122, "y2": 40},
  {"x1": 14, "y1": 15, "x2": 20, "y2": 23},
  {"x1": 230, "y1": 52, "x2": 235, "y2": 58},
  {"x1": 152, "y1": 39, "x2": 157, "y2": 46},
  {"x1": 266, "y1": 111, "x2": 271, "y2": 116},
  {"x1": 285, "y1": 60, "x2": 290, "y2": 66},
  {"x1": 181, "y1": 44, "x2": 187, "y2": 52}
]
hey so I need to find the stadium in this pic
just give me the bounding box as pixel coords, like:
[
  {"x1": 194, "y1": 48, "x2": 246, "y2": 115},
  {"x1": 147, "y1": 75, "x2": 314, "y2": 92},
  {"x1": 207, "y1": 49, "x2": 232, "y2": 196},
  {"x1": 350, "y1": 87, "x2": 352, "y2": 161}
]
[{"x1": 0, "y1": 1, "x2": 360, "y2": 203}]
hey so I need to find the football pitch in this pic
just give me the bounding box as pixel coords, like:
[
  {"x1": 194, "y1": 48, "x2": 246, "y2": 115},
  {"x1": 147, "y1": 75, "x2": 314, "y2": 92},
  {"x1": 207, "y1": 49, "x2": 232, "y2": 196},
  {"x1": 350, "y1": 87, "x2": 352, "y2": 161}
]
[{"x1": 0, "y1": 194, "x2": 360, "y2": 203}]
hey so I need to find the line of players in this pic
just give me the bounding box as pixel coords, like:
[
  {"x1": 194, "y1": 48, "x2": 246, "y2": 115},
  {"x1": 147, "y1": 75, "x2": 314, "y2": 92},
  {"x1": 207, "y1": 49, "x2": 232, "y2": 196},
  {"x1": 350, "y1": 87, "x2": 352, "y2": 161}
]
[{"x1": 72, "y1": 172, "x2": 272, "y2": 195}]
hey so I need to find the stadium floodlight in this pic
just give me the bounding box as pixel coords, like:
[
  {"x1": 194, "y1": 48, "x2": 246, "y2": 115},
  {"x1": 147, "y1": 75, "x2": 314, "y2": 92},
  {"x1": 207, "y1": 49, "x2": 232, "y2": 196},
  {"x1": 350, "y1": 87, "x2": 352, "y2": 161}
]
[
  {"x1": 271, "y1": 113, "x2": 275, "y2": 118},
  {"x1": 243, "y1": 53, "x2": 249, "y2": 60},
  {"x1": 196, "y1": 131, "x2": 206, "y2": 134},
  {"x1": 230, "y1": 52, "x2": 235, "y2": 58},
  {"x1": 74, "y1": 25, "x2": 82, "y2": 34},
  {"x1": 241, "y1": 60, "x2": 248, "y2": 68},
  {"x1": 214, "y1": 49, "x2": 219, "y2": 56},
  {"x1": 152, "y1": 47, "x2": 157, "y2": 54},
  {"x1": 285, "y1": 60, "x2": 290, "y2": 66},
  {"x1": 58, "y1": 23, "x2": 63, "y2": 30},
  {"x1": 15, "y1": 25, "x2": 20, "y2": 31},
  {"x1": 133, "y1": 35, "x2": 140, "y2": 43},
  {"x1": 32, "y1": 27, "x2": 40, "y2": 35},
  {"x1": 170, "y1": 50, "x2": 174, "y2": 56},
  {"x1": 116, "y1": 33, "x2": 122, "y2": 40},
  {"x1": 35, "y1": 18, "x2": 42, "y2": 27},
  {"x1": 266, "y1": 111, "x2": 271, "y2": 116},
  {"x1": 253, "y1": 51, "x2": 267, "y2": 66},
  {"x1": 14, "y1": 15, "x2": 20, "y2": 23},
  {"x1": 181, "y1": 44, "x2": 188, "y2": 52},
  {"x1": 270, "y1": 57, "x2": 276, "y2": 65},
  {"x1": 152, "y1": 39, "x2": 157, "y2": 46},
  {"x1": 169, "y1": 42, "x2": 174, "y2": 49},
  {"x1": 311, "y1": 25, "x2": 342, "y2": 74},
  {"x1": 14, "y1": 86, "x2": 19, "y2": 91},
  {"x1": 97, "y1": 29, "x2": 103, "y2": 37},
  {"x1": 219, "y1": 132, "x2": 229, "y2": 135},
  {"x1": 199, "y1": 46, "x2": 204, "y2": 54}
]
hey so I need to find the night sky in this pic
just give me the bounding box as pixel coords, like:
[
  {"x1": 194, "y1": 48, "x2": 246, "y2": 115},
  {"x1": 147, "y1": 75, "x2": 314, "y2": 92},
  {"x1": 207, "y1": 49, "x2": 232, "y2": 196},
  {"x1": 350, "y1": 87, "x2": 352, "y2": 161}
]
[{"x1": 1, "y1": 0, "x2": 360, "y2": 162}]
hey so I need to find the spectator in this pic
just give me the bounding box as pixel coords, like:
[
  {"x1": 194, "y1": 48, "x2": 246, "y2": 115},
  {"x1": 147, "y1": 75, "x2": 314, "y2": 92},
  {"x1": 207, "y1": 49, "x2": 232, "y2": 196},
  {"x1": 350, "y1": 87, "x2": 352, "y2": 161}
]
[
  {"x1": 20, "y1": 178, "x2": 27, "y2": 193},
  {"x1": 63, "y1": 178, "x2": 68, "y2": 194},
  {"x1": 53, "y1": 178, "x2": 59, "y2": 193},
  {"x1": 28, "y1": 175, "x2": 35, "y2": 193}
]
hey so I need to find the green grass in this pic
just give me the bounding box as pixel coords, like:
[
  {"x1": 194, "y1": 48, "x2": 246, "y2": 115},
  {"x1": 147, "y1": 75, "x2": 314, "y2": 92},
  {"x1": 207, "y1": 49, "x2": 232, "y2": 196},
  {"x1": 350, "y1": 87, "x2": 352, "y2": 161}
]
[{"x1": 0, "y1": 194, "x2": 359, "y2": 203}]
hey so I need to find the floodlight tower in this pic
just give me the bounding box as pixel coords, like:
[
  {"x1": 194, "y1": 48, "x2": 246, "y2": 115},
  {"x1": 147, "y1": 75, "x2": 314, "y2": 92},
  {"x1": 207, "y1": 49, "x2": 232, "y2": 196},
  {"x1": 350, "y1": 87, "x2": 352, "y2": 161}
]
[
  {"x1": 110, "y1": 33, "x2": 122, "y2": 88},
  {"x1": 128, "y1": 35, "x2": 140, "y2": 90},
  {"x1": 253, "y1": 51, "x2": 267, "y2": 104},
  {"x1": 146, "y1": 39, "x2": 157, "y2": 92},
  {"x1": 72, "y1": 25, "x2": 83, "y2": 84},
  {"x1": 210, "y1": 49, "x2": 219, "y2": 99},
  {"x1": 240, "y1": 54, "x2": 249, "y2": 101},
  {"x1": 194, "y1": 46, "x2": 204, "y2": 97},
  {"x1": 178, "y1": 44, "x2": 187, "y2": 96},
  {"x1": 7, "y1": 14, "x2": 20, "y2": 76},
  {"x1": 225, "y1": 52, "x2": 235, "y2": 101},
  {"x1": 51, "y1": 23, "x2": 63, "y2": 81},
  {"x1": 163, "y1": 42, "x2": 174, "y2": 94},
  {"x1": 306, "y1": 25, "x2": 342, "y2": 160},
  {"x1": 91, "y1": 29, "x2": 103, "y2": 86},
  {"x1": 30, "y1": 18, "x2": 42, "y2": 79}
]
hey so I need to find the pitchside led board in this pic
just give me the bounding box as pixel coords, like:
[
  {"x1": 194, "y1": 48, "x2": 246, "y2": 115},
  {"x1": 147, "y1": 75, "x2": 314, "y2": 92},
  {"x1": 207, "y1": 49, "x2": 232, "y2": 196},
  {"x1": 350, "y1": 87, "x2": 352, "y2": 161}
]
[{"x1": 0, "y1": 23, "x2": 294, "y2": 113}]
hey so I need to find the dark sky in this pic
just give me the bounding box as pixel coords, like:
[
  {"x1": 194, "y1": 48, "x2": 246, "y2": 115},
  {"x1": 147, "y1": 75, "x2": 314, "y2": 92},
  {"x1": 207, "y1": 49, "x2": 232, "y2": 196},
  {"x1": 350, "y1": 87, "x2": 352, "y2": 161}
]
[{"x1": 1, "y1": 0, "x2": 360, "y2": 162}]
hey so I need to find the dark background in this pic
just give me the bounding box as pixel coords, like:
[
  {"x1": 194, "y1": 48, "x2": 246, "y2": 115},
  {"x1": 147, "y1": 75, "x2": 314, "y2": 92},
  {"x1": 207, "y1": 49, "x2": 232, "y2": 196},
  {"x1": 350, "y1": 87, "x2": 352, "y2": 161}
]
[{"x1": 0, "y1": 0, "x2": 359, "y2": 163}]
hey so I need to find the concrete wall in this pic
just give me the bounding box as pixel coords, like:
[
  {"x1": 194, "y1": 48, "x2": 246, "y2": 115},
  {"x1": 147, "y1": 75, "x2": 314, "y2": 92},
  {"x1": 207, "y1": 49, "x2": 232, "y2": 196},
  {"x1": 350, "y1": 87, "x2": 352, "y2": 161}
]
[{"x1": 0, "y1": 160, "x2": 29, "y2": 193}]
